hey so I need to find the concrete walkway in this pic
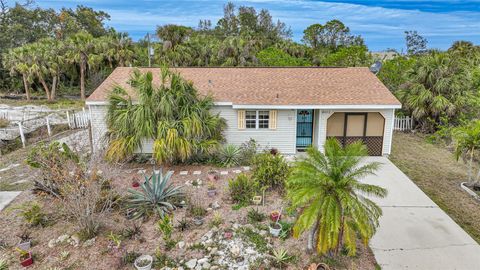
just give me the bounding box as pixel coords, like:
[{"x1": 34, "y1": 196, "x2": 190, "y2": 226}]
[
  {"x1": 0, "y1": 191, "x2": 21, "y2": 211},
  {"x1": 362, "y1": 157, "x2": 480, "y2": 269}
]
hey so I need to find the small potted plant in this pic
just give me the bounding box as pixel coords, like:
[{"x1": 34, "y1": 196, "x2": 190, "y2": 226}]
[
  {"x1": 270, "y1": 211, "x2": 281, "y2": 222},
  {"x1": 16, "y1": 248, "x2": 33, "y2": 267},
  {"x1": 17, "y1": 231, "x2": 32, "y2": 250},
  {"x1": 134, "y1": 254, "x2": 153, "y2": 270},
  {"x1": 252, "y1": 195, "x2": 262, "y2": 205},
  {"x1": 132, "y1": 178, "x2": 140, "y2": 188},
  {"x1": 224, "y1": 229, "x2": 233, "y2": 239},
  {"x1": 207, "y1": 182, "x2": 217, "y2": 197},
  {"x1": 269, "y1": 222, "x2": 282, "y2": 237},
  {"x1": 207, "y1": 170, "x2": 219, "y2": 181}
]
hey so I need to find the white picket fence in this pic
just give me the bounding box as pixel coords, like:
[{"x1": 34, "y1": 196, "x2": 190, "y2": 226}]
[
  {"x1": 67, "y1": 109, "x2": 90, "y2": 129},
  {"x1": 394, "y1": 116, "x2": 414, "y2": 131}
]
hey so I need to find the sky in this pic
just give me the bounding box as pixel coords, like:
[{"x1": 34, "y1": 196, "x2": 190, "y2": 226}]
[{"x1": 28, "y1": 0, "x2": 480, "y2": 51}]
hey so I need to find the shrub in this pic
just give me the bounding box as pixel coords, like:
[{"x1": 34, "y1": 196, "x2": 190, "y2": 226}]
[
  {"x1": 121, "y1": 251, "x2": 141, "y2": 266},
  {"x1": 228, "y1": 173, "x2": 259, "y2": 205},
  {"x1": 252, "y1": 151, "x2": 291, "y2": 190},
  {"x1": 238, "y1": 139, "x2": 259, "y2": 165},
  {"x1": 127, "y1": 170, "x2": 183, "y2": 219},
  {"x1": 13, "y1": 202, "x2": 49, "y2": 227},
  {"x1": 219, "y1": 144, "x2": 241, "y2": 167},
  {"x1": 26, "y1": 142, "x2": 80, "y2": 198},
  {"x1": 157, "y1": 215, "x2": 176, "y2": 250},
  {"x1": 210, "y1": 211, "x2": 224, "y2": 227},
  {"x1": 187, "y1": 194, "x2": 207, "y2": 217},
  {"x1": 247, "y1": 207, "x2": 266, "y2": 223},
  {"x1": 0, "y1": 117, "x2": 9, "y2": 128}
]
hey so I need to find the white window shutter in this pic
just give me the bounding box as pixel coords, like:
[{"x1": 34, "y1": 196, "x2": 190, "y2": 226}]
[
  {"x1": 269, "y1": 110, "x2": 277, "y2": 130},
  {"x1": 238, "y1": 110, "x2": 246, "y2": 129}
]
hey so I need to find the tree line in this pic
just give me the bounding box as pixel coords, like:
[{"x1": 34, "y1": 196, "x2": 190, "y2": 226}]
[{"x1": 1, "y1": 1, "x2": 374, "y2": 101}]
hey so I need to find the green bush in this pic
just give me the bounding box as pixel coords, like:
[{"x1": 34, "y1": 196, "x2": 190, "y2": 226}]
[
  {"x1": 238, "y1": 139, "x2": 259, "y2": 165},
  {"x1": 13, "y1": 202, "x2": 49, "y2": 227},
  {"x1": 247, "y1": 208, "x2": 266, "y2": 223},
  {"x1": 228, "y1": 173, "x2": 259, "y2": 205},
  {"x1": 219, "y1": 144, "x2": 241, "y2": 167},
  {"x1": 252, "y1": 151, "x2": 291, "y2": 190}
]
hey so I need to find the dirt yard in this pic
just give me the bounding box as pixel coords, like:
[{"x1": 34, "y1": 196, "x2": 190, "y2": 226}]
[
  {"x1": 390, "y1": 131, "x2": 480, "y2": 243},
  {"x1": 0, "y1": 160, "x2": 378, "y2": 269}
]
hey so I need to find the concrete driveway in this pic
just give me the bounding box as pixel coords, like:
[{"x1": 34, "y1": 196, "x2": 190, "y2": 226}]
[
  {"x1": 0, "y1": 191, "x2": 21, "y2": 211},
  {"x1": 362, "y1": 157, "x2": 480, "y2": 270}
]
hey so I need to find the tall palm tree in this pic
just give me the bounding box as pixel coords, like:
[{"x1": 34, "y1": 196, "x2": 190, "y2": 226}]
[
  {"x1": 397, "y1": 51, "x2": 474, "y2": 132},
  {"x1": 286, "y1": 139, "x2": 387, "y2": 256},
  {"x1": 105, "y1": 67, "x2": 225, "y2": 163},
  {"x1": 66, "y1": 31, "x2": 100, "y2": 100},
  {"x1": 100, "y1": 32, "x2": 134, "y2": 67},
  {"x1": 3, "y1": 46, "x2": 33, "y2": 100}
]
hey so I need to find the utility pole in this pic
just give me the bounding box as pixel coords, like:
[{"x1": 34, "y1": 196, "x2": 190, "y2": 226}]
[{"x1": 146, "y1": 33, "x2": 155, "y2": 67}]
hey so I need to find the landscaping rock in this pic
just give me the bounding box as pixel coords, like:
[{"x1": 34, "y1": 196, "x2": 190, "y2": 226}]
[
  {"x1": 186, "y1": 258, "x2": 197, "y2": 269},
  {"x1": 211, "y1": 201, "x2": 220, "y2": 209},
  {"x1": 178, "y1": 241, "x2": 186, "y2": 249},
  {"x1": 48, "y1": 239, "x2": 56, "y2": 248},
  {"x1": 82, "y1": 237, "x2": 96, "y2": 247}
]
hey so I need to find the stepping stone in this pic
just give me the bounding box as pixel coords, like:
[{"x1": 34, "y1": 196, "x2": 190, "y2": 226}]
[
  {"x1": 179, "y1": 171, "x2": 188, "y2": 175},
  {"x1": 233, "y1": 170, "x2": 241, "y2": 174},
  {"x1": 243, "y1": 166, "x2": 250, "y2": 171},
  {"x1": 193, "y1": 171, "x2": 201, "y2": 175},
  {"x1": 220, "y1": 171, "x2": 228, "y2": 175}
]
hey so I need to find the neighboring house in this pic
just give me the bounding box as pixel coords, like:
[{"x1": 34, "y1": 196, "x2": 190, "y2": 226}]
[{"x1": 86, "y1": 67, "x2": 401, "y2": 156}]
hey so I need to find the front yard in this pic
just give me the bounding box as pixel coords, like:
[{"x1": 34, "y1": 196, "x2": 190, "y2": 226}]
[
  {"x1": 0, "y1": 154, "x2": 377, "y2": 270},
  {"x1": 390, "y1": 132, "x2": 480, "y2": 243}
]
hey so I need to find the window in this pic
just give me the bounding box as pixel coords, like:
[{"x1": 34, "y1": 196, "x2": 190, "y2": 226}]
[{"x1": 245, "y1": 110, "x2": 269, "y2": 129}]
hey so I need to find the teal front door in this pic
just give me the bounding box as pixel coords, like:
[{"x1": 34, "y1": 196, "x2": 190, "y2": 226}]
[{"x1": 296, "y1": 110, "x2": 314, "y2": 150}]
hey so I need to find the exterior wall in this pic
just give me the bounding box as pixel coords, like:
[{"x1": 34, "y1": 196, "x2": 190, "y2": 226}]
[
  {"x1": 317, "y1": 109, "x2": 395, "y2": 156},
  {"x1": 211, "y1": 106, "x2": 297, "y2": 154},
  {"x1": 89, "y1": 105, "x2": 109, "y2": 152}
]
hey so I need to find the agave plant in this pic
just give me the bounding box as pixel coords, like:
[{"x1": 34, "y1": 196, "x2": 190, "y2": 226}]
[
  {"x1": 220, "y1": 144, "x2": 241, "y2": 167},
  {"x1": 271, "y1": 248, "x2": 292, "y2": 268},
  {"x1": 127, "y1": 169, "x2": 183, "y2": 219}
]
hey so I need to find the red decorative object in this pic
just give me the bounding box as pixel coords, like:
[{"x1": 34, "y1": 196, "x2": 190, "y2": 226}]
[
  {"x1": 20, "y1": 252, "x2": 33, "y2": 267},
  {"x1": 132, "y1": 181, "x2": 140, "y2": 188},
  {"x1": 270, "y1": 211, "x2": 281, "y2": 222},
  {"x1": 224, "y1": 231, "x2": 233, "y2": 239}
]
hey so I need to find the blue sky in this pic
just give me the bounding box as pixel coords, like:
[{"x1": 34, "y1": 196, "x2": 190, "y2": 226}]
[{"x1": 29, "y1": 0, "x2": 480, "y2": 51}]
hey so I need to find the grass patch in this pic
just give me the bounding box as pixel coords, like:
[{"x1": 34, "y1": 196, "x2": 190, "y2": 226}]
[
  {"x1": 390, "y1": 132, "x2": 480, "y2": 243},
  {"x1": 237, "y1": 227, "x2": 270, "y2": 253}
]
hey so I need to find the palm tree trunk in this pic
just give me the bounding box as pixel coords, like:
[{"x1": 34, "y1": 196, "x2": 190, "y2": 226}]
[
  {"x1": 51, "y1": 75, "x2": 58, "y2": 101},
  {"x1": 38, "y1": 76, "x2": 51, "y2": 101},
  {"x1": 307, "y1": 219, "x2": 319, "y2": 253},
  {"x1": 80, "y1": 54, "x2": 86, "y2": 100},
  {"x1": 22, "y1": 73, "x2": 31, "y2": 100}
]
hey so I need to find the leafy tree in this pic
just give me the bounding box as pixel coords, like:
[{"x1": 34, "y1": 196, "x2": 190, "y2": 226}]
[
  {"x1": 56, "y1": 5, "x2": 110, "y2": 38},
  {"x1": 378, "y1": 56, "x2": 415, "y2": 93},
  {"x1": 257, "y1": 47, "x2": 309, "y2": 66},
  {"x1": 105, "y1": 68, "x2": 225, "y2": 163},
  {"x1": 302, "y1": 20, "x2": 363, "y2": 50},
  {"x1": 287, "y1": 140, "x2": 386, "y2": 255},
  {"x1": 156, "y1": 24, "x2": 193, "y2": 50},
  {"x1": 452, "y1": 121, "x2": 480, "y2": 187},
  {"x1": 322, "y1": 45, "x2": 372, "y2": 67},
  {"x1": 397, "y1": 51, "x2": 478, "y2": 132},
  {"x1": 405, "y1": 30, "x2": 428, "y2": 55}
]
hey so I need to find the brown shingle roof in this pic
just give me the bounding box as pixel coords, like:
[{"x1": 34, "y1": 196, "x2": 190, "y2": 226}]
[{"x1": 86, "y1": 67, "x2": 401, "y2": 106}]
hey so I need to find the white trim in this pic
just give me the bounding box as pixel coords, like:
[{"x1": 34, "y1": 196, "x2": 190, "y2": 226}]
[
  {"x1": 232, "y1": 104, "x2": 402, "y2": 110},
  {"x1": 86, "y1": 100, "x2": 401, "y2": 110},
  {"x1": 86, "y1": 101, "x2": 108, "y2": 105},
  {"x1": 214, "y1": 102, "x2": 233, "y2": 106}
]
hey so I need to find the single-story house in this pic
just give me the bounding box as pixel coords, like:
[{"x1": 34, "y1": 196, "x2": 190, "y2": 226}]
[{"x1": 86, "y1": 67, "x2": 401, "y2": 156}]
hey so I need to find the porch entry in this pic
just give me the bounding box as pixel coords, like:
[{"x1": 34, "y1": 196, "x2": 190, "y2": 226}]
[
  {"x1": 326, "y1": 112, "x2": 384, "y2": 156},
  {"x1": 296, "y1": 109, "x2": 314, "y2": 150}
]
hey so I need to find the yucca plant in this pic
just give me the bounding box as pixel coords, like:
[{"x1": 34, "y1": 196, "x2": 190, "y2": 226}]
[
  {"x1": 271, "y1": 248, "x2": 292, "y2": 269},
  {"x1": 127, "y1": 170, "x2": 183, "y2": 219},
  {"x1": 219, "y1": 144, "x2": 241, "y2": 167}
]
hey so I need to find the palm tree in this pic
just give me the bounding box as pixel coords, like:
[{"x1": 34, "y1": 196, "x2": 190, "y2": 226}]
[
  {"x1": 286, "y1": 139, "x2": 387, "y2": 256},
  {"x1": 453, "y1": 120, "x2": 480, "y2": 187},
  {"x1": 66, "y1": 31, "x2": 100, "y2": 100},
  {"x1": 397, "y1": 51, "x2": 474, "y2": 132},
  {"x1": 105, "y1": 67, "x2": 225, "y2": 163},
  {"x1": 3, "y1": 46, "x2": 33, "y2": 100},
  {"x1": 100, "y1": 32, "x2": 134, "y2": 67}
]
